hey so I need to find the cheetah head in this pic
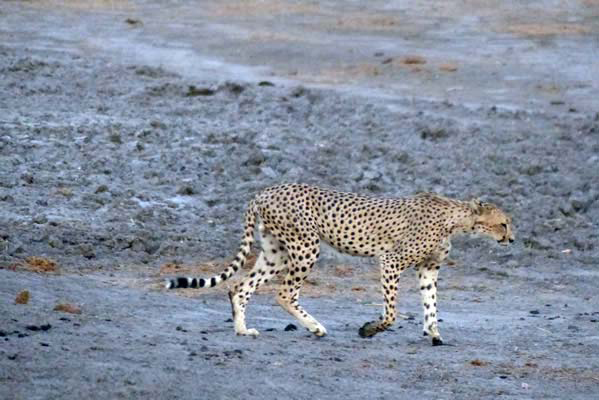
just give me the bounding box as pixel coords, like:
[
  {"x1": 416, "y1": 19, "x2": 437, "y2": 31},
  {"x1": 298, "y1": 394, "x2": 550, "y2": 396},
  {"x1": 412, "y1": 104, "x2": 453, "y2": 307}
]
[{"x1": 469, "y1": 199, "x2": 514, "y2": 246}]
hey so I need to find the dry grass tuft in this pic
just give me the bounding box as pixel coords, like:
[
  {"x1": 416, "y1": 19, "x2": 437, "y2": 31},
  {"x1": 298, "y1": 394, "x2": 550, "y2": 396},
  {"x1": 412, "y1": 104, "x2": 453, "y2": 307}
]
[
  {"x1": 6, "y1": 257, "x2": 61, "y2": 273},
  {"x1": 505, "y1": 23, "x2": 590, "y2": 36},
  {"x1": 333, "y1": 265, "x2": 354, "y2": 277},
  {"x1": 439, "y1": 63, "x2": 458, "y2": 72},
  {"x1": 15, "y1": 290, "x2": 30, "y2": 305},
  {"x1": 401, "y1": 56, "x2": 427, "y2": 65},
  {"x1": 54, "y1": 303, "x2": 82, "y2": 314}
]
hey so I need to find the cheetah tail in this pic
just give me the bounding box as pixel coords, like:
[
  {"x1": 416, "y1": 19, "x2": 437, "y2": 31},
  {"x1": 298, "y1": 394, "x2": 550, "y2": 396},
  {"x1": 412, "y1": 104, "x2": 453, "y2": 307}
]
[{"x1": 165, "y1": 200, "x2": 257, "y2": 290}]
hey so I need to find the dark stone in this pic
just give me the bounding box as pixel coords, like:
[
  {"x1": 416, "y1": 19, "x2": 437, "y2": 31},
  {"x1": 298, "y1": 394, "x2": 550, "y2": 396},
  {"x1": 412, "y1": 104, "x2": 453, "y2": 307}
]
[
  {"x1": 284, "y1": 323, "x2": 298, "y2": 331},
  {"x1": 186, "y1": 85, "x2": 215, "y2": 96}
]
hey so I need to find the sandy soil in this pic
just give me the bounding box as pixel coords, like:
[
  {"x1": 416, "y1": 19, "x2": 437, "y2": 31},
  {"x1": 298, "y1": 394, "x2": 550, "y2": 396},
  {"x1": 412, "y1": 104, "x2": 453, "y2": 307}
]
[{"x1": 1, "y1": 1, "x2": 598, "y2": 399}]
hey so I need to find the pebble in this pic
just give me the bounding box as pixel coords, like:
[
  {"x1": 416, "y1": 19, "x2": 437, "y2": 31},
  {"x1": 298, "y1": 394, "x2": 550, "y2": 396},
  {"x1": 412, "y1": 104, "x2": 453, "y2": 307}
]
[
  {"x1": 26, "y1": 323, "x2": 51, "y2": 331},
  {"x1": 32, "y1": 215, "x2": 48, "y2": 224},
  {"x1": 177, "y1": 186, "x2": 195, "y2": 195}
]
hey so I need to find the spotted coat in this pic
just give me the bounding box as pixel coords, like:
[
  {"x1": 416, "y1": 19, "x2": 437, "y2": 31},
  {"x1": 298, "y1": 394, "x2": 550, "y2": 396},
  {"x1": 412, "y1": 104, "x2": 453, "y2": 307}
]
[{"x1": 167, "y1": 183, "x2": 514, "y2": 345}]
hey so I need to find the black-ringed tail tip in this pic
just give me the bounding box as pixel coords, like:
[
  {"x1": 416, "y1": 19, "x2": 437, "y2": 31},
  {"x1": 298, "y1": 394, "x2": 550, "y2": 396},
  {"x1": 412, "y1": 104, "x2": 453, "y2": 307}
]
[{"x1": 165, "y1": 277, "x2": 214, "y2": 289}]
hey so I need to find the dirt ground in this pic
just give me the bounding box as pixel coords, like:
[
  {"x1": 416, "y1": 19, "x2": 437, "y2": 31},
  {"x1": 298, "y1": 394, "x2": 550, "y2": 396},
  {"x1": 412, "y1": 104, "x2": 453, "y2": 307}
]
[{"x1": 1, "y1": 1, "x2": 598, "y2": 399}]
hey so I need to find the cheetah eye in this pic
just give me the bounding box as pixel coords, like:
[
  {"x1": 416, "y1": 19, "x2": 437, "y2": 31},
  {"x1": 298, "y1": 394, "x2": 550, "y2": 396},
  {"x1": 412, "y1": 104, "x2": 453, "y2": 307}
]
[{"x1": 501, "y1": 223, "x2": 507, "y2": 229}]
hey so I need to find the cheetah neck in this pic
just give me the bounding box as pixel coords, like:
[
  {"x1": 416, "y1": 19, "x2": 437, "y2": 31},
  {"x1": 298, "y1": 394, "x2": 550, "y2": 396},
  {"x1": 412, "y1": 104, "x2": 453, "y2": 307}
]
[{"x1": 446, "y1": 200, "x2": 477, "y2": 237}]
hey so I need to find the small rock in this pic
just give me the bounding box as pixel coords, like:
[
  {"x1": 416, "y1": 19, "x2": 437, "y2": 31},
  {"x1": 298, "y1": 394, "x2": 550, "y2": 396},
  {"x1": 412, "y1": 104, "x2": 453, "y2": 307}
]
[
  {"x1": 26, "y1": 324, "x2": 50, "y2": 332},
  {"x1": 125, "y1": 18, "x2": 142, "y2": 26},
  {"x1": 222, "y1": 82, "x2": 245, "y2": 94},
  {"x1": 77, "y1": 243, "x2": 95, "y2": 259},
  {"x1": 48, "y1": 237, "x2": 64, "y2": 249},
  {"x1": 177, "y1": 186, "x2": 195, "y2": 195},
  {"x1": 258, "y1": 81, "x2": 274, "y2": 87},
  {"x1": 108, "y1": 132, "x2": 122, "y2": 144},
  {"x1": 243, "y1": 151, "x2": 265, "y2": 166},
  {"x1": 186, "y1": 85, "x2": 215, "y2": 96},
  {"x1": 95, "y1": 185, "x2": 109, "y2": 194},
  {"x1": 529, "y1": 310, "x2": 540, "y2": 315},
  {"x1": 284, "y1": 323, "x2": 298, "y2": 331},
  {"x1": 21, "y1": 173, "x2": 34, "y2": 184},
  {"x1": 32, "y1": 215, "x2": 48, "y2": 224}
]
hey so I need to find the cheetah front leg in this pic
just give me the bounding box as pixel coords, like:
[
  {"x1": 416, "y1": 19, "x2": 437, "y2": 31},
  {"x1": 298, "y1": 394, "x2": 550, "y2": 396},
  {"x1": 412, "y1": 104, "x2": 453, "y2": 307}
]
[
  {"x1": 417, "y1": 260, "x2": 443, "y2": 345},
  {"x1": 359, "y1": 253, "x2": 406, "y2": 338}
]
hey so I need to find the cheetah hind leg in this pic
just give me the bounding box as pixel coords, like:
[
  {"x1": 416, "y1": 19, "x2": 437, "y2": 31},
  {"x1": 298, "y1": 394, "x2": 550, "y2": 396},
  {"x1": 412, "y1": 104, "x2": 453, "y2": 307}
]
[
  {"x1": 276, "y1": 260, "x2": 327, "y2": 336},
  {"x1": 228, "y1": 253, "x2": 264, "y2": 337},
  {"x1": 229, "y1": 230, "x2": 288, "y2": 336}
]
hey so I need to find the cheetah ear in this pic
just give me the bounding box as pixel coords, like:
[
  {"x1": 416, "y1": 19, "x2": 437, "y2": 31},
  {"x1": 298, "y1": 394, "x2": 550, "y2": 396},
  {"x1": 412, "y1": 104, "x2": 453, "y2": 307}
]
[{"x1": 469, "y1": 198, "x2": 484, "y2": 215}]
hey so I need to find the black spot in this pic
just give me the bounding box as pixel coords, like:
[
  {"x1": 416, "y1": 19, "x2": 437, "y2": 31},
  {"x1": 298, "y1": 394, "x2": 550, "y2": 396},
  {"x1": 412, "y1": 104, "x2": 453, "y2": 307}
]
[
  {"x1": 210, "y1": 277, "x2": 217, "y2": 287},
  {"x1": 199, "y1": 278, "x2": 206, "y2": 288},
  {"x1": 177, "y1": 277, "x2": 189, "y2": 288},
  {"x1": 190, "y1": 278, "x2": 198, "y2": 288},
  {"x1": 221, "y1": 273, "x2": 228, "y2": 281}
]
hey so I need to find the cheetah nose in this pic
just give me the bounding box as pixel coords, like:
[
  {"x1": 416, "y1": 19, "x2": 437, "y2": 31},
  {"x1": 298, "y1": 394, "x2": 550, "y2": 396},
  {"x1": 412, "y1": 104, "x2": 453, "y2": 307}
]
[{"x1": 509, "y1": 238, "x2": 514, "y2": 243}]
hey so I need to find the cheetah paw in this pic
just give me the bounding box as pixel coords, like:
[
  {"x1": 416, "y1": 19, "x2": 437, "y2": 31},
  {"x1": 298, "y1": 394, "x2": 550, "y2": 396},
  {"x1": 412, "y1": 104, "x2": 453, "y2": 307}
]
[
  {"x1": 237, "y1": 328, "x2": 260, "y2": 337},
  {"x1": 358, "y1": 321, "x2": 380, "y2": 338},
  {"x1": 311, "y1": 326, "x2": 328, "y2": 337}
]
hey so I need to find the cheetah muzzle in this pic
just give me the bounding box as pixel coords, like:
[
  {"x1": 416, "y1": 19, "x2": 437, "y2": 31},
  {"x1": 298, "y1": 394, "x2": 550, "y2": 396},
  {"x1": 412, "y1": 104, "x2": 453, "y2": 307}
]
[{"x1": 166, "y1": 184, "x2": 515, "y2": 346}]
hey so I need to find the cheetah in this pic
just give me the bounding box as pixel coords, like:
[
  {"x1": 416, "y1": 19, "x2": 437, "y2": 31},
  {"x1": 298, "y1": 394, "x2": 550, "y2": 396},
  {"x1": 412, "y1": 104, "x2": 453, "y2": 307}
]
[{"x1": 166, "y1": 183, "x2": 514, "y2": 345}]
